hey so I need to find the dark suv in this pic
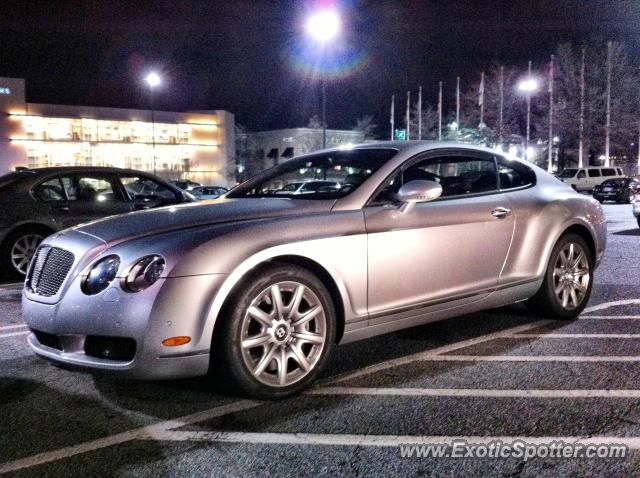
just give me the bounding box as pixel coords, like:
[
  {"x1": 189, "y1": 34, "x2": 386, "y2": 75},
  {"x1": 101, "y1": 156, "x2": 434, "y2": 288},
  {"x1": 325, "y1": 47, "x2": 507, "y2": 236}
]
[{"x1": 0, "y1": 167, "x2": 194, "y2": 277}]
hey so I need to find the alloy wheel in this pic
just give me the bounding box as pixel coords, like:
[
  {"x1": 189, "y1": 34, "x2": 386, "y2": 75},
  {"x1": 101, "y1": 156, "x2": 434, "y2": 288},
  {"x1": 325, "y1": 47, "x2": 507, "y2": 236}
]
[
  {"x1": 552, "y1": 242, "x2": 590, "y2": 310},
  {"x1": 240, "y1": 281, "x2": 327, "y2": 387},
  {"x1": 10, "y1": 234, "x2": 44, "y2": 275}
]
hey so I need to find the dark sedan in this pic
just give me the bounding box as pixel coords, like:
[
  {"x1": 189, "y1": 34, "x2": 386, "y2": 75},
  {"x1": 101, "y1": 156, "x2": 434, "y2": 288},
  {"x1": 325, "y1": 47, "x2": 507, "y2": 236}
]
[
  {"x1": 593, "y1": 177, "x2": 640, "y2": 204},
  {"x1": 0, "y1": 167, "x2": 193, "y2": 277}
]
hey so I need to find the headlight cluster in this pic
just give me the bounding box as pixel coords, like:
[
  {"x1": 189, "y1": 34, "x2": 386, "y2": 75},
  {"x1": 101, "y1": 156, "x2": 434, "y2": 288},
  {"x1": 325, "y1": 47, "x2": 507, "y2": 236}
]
[{"x1": 82, "y1": 255, "x2": 165, "y2": 295}]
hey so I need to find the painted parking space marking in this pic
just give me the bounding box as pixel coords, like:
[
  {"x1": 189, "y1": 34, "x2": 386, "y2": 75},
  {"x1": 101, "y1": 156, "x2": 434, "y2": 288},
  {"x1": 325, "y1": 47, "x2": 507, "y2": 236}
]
[
  {"x1": 0, "y1": 400, "x2": 261, "y2": 474},
  {"x1": 309, "y1": 387, "x2": 640, "y2": 398},
  {"x1": 137, "y1": 430, "x2": 640, "y2": 449},
  {"x1": 0, "y1": 330, "x2": 29, "y2": 339},
  {"x1": 0, "y1": 323, "x2": 26, "y2": 331},
  {"x1": 414, "y1": 355, "x2": 640, "y2": 363},
  {"x1": 514, "y1": 333, "x2": 640, "y2": 339},
  {"x1": 579, "y1": 315, "x2": 640, "y2": 320}
]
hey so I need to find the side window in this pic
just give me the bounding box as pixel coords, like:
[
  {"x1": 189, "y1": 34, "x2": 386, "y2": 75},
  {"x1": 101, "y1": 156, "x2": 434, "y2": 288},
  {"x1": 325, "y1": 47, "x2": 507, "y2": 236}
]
[
  {"x1": 587, "y1": 169, "x2": 600, "y2": 178},
  {"x1": 33, "y1": 177, "x2": 66, "y2": 201},
  {"x1": 496, "y1": 157, "x2": 536, "y2": 190},
  {"x1": 72, "y1": 175, "x2": 119, "y2": 202},
  {"x1": 404, "y1": 155, "x2": 498, "y2": 198},
  {"x1": 601, "y1": 168, "x2": 616, "y2": 177},
  {"x1": 577, "y1": 170, "x2": 587, "y2": 179},
  {"x1": 120, "y1": 176, "x2": 179, "y2": 204}
]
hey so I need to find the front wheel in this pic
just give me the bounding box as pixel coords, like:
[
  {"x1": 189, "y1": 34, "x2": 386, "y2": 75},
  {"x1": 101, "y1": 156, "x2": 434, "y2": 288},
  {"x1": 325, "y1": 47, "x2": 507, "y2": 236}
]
[
  {"x1": 217, "y1": 264, "x2": 336, "y2": 399},
  {"x1": 1, "y1": 230, "x2": 46, "y2": 278},
  {"x1": 526, "y1": 234, "x2": 593, "y2": 319}
]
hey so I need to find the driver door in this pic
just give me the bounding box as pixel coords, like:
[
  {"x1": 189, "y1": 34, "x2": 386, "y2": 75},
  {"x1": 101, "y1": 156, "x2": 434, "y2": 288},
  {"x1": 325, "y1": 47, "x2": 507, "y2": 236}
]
[{"x1": 364, "y1": 151, "x2": 515, "y2": 318}]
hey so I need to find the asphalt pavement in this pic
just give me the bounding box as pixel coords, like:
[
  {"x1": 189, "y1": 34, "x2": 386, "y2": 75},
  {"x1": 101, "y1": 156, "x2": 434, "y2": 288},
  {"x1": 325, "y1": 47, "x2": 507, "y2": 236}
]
[{"x1": 1, "y1": 203, "x2": 639, "y2": 477}]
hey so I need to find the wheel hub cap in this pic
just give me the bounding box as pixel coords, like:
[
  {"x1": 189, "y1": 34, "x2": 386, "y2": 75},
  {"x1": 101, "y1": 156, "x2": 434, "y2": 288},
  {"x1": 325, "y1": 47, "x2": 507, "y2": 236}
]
[
  {"x1": 240, "y1": 281, "x2": 327, "y2": 388},
  {"x1": 552, "y1": 242, "x2": 590, "y2": 311}
]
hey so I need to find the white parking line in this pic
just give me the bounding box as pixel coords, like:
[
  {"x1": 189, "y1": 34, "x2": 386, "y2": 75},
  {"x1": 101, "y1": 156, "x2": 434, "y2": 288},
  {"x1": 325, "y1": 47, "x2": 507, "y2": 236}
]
[
  {"x1": 0, "y1": 400, "x2": 261, "y2": 474},
  {"x1": 514, "y1": 333, "x2": 640, "y2": 339},
  {"x1": 416, "y1": 355, "x2": 640, "y2": 363},
  {"x1": 139, "y1": 430, "x2": 640, "y2": 449},
  {"x1": 309, "y1": 387, "x2": 640, "y2": 398},
  {"x1": 329, "y1": 320, "x2": 551, "y2": 384},
  {"x1": 580, "y1": 315, "x2": 640, "y2": 319},
  {"x1": 0, "y1": 330, "x2": 29, "y2": 339},
  {"x1": 0, "y1": 323, "x2": 26, "y2": 331},
  {"x1": 582, "y1": 299, "x2": 640, "y2": 314}
]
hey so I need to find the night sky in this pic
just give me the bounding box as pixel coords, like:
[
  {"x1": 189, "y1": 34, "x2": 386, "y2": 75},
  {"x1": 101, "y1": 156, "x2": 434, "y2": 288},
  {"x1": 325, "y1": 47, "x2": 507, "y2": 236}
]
[{"x1": 1, "y1": 0, "x2": 639, "y2": 134}]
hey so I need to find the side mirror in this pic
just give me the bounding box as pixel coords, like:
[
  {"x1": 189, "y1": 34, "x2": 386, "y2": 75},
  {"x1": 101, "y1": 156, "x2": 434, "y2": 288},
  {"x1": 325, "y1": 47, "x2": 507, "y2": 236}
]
[{"x1": 396, "y1": 180, "x2": 442, "y2": 213}]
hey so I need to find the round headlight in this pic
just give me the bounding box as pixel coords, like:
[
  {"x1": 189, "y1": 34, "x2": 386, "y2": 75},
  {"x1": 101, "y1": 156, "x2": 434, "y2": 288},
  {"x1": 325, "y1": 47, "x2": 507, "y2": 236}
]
[
  {"x1": 123, "y1": 255, "x2": 165, "y2": 292},
  {"x1": 82, "y1": 255, "x2": 120, "y2": 295}
]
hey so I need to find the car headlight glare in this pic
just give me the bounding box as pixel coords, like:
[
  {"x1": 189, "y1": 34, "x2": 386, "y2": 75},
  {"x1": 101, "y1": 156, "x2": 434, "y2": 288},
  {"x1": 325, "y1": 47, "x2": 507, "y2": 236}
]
[
  {"x1": 123, "y1": 255, "x2": 165, "y2": 292},
  {"x1": 82, "y1": 255, "x2": 121, "y2": 295}
]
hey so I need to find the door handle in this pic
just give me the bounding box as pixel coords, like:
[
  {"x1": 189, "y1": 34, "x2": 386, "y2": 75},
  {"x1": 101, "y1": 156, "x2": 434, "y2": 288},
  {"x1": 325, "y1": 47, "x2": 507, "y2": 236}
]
[
  {"x1": 491, "y1": 207, "x2": 512, "y2": 218},
  {"x1": 52, "y1": 205, "x2": 70, "y2": 212}
]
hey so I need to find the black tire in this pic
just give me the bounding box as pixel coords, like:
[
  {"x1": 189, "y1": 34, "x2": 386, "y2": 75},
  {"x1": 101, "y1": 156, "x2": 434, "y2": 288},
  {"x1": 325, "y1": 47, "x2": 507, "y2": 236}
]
[
  {"x1": 626, "y1": 191, "x2": 634, "y2": 204},
  {"x1": 637, "y1": 217, "x2": 640, "y2": 229},
  {"x1": 594, "y1": 196, "x2": 604, "y2": 203},
  {"x1": 526, "y1": 233, "x2": 593, "y2": 319},
  {"x1": 0, "y1": 227, "x2": 49, "y2": 279},
  {"x1": 215, "y1": 263, "x2": 336, "y2": 399}
]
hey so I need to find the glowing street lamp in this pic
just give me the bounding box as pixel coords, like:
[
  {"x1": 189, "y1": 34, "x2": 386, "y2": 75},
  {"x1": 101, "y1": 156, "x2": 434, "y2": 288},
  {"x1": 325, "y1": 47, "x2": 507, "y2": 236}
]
[
  {"x1": 306, "y1": 9, "x2": 341, "y2": 149},
  {"x1": 144, "y1": 72, "x2": 161, "y2": 175},
  {"x1": 517, "y1": 63, "x2": 539, "y2": 158}
]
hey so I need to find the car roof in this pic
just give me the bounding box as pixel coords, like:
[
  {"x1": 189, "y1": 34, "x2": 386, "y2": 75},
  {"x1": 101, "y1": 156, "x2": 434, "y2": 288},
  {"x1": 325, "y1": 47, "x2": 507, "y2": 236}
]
[{"x1": 16, "y1": 166, "x2": 157, "y2": 176}]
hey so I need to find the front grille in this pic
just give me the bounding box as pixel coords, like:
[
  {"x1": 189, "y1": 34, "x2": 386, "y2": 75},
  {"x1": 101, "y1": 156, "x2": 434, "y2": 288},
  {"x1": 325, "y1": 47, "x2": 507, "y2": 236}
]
[
  {"x1": 26, "y1": 246, "x2": 75, "y2": 297},
  {"x1": 32, "y1": 329, "x2": 63, "y2": 351},
  {"x1": 84, "y1": 336, "x2": 137, "y2": 362}
]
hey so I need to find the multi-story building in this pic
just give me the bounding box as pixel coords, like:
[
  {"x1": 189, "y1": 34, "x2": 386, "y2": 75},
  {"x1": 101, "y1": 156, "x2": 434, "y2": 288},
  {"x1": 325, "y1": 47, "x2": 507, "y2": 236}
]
[{"x1": 0, "y1": 77, "x2": 235, "y2": 186}]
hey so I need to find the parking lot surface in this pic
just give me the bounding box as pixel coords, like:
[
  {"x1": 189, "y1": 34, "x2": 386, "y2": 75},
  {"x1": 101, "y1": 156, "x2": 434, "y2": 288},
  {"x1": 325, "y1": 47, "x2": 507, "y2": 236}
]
[{"x1": 1, "y1": 203, "x2": 639, "y2": 477}]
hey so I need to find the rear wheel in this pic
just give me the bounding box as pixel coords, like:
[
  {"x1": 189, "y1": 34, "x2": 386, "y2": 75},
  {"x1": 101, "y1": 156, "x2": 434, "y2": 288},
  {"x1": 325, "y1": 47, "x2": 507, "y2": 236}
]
[
  {"x1": 217, "y1": 264, "x2": 336, "y2": 399},
  {"x1": 526, "y1": 233, "x2": 593, "y2": 319},
  {"x1": 1, "y1": 229, "x2": 47, "y2": 278}
]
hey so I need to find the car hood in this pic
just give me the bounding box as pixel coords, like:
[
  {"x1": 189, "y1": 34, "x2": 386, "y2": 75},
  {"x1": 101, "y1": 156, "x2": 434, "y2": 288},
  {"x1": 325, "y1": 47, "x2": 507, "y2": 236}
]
[{"x1": 72, "y1": 198, "x2": 335, "y2": 245}]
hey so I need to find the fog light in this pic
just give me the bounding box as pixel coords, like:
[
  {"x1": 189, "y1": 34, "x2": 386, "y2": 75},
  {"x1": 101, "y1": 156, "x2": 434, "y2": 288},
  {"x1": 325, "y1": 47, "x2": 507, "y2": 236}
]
[
  {"x1": 122, "y1": 255, "x2": 165, "y2": 292},
  {"x1": 162, "y1": 336, "x2": 191, "y2": 346}
]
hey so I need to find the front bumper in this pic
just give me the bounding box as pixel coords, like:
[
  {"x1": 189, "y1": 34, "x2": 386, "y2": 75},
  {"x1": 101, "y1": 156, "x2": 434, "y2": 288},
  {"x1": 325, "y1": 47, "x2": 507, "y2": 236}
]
[{"x1": 23, "y1": 273, "x2": 228, "y2": 380}]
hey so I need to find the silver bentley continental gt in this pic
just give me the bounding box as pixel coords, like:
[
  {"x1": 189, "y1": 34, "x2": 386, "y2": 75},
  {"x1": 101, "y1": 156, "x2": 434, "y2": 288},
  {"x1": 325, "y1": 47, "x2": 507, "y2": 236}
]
[{"x1": 22, "y1": 142, "x2": 606, "y2": 398}]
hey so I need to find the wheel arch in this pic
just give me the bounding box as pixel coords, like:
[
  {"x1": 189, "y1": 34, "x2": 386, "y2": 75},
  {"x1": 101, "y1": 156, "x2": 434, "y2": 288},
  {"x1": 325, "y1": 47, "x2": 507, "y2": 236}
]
[
  {"x1": 561, "y1": 223, "x2": 596, "y2": 262},
  {"x1": 1, "y1": 222, "x2": 56, "y2": 251}
]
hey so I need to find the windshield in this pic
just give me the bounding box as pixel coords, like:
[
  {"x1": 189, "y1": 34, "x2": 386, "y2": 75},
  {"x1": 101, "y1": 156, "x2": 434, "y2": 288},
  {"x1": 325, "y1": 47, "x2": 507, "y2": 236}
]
[
  {"x1": 228, "y1": 148, "x2": 397, "y2": 200},
  {"x1": 558, "y1": 169, "x2": 578, "y2": 178}
]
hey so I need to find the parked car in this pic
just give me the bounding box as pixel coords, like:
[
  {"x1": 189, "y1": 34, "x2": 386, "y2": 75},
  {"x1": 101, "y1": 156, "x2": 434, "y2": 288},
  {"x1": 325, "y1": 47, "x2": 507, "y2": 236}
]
[
  {"x1": 557, "y1": 166, "x2": 625, "y2": 192},
  {"x1": 169, "y1": 179, "x2": 201, "y2": 191},
  {"x1": 592, "y1": 177, "x2": 640, "y2": 203},
  {"x1": 0, "y1": 167, "x2": 194, "y2": 277},
  {"x1": 273, "y1": 180, "x2": 340, "y2": 195},
  {"x1": 633, "y1": 192, "x2": 640, "y2": 228},
  {"x1": 22, "y1": 142, "x2": 606, "y2": 398},
  {"x1": 191, "y1": 186, "x2": 228, "y2": 200}
]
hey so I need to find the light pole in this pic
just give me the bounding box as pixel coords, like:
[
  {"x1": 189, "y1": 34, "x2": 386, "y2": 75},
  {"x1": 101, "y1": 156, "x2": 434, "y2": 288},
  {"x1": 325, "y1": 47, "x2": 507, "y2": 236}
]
[
  {"x1": 517, "y1": 64, "x2": 538, "y2": 160},
  {"x1": 306, "y1": 9, "x2": 341, "y2": 149},
  {"x1": 145, "y1": 72, "x2": 161, "y2": 175}
]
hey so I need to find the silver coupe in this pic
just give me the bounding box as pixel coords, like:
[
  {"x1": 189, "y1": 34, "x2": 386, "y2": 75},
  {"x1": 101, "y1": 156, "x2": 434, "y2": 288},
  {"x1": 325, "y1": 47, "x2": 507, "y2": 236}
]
[{"x1": 22, "y1": 142, "x2": 606, "y2": 398}]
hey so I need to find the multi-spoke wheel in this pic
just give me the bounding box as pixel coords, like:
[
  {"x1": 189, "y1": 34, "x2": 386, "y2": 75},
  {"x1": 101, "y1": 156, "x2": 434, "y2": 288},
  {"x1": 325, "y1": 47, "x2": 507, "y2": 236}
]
[
  {"x1": 1, "y1": 230, "x2": 47, "y2": 278},
  {"x1": 526, "y1": 233, "x2": 593, "y2": 319},
  {"x1": 217, "y1": 264, "x2": 336, "y2": 398}
]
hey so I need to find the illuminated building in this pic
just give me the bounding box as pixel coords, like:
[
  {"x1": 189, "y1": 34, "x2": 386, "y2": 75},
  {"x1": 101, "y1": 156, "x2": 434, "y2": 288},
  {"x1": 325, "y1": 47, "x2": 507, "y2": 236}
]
[{"x1": 0, "y1": 77, "x2": 235, "y2": 186}]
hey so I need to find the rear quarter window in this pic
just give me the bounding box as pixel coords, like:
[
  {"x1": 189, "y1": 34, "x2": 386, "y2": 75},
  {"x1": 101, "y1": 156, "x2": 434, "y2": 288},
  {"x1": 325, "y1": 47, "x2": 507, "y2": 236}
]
[{"x1": 497, "y1": 158, "x2": 536, "y2": 190}]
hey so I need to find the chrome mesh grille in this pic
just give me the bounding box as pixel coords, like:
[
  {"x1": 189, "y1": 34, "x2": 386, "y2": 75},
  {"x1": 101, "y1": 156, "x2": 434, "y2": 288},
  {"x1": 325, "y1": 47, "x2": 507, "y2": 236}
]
[{"x1": 26, "y1": 246, "x2": 75, "y2": 297}]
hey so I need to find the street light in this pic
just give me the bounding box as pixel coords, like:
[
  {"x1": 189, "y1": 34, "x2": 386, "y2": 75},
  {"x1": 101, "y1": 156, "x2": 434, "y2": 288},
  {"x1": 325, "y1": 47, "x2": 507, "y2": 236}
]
[
  {"x1": 306, "y1": 9, "x2": 341, "y2": 149},
  {"x1": 145, "y1": 72, "x2": 161, "y2": 175},
  {"x1": 517, "y1": 63, "x2": 538, "y2": 159}
]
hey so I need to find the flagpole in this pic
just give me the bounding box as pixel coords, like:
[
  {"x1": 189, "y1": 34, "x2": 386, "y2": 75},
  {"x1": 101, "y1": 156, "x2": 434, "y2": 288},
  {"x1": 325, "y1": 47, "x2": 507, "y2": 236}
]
[
  {"x1": 479, "y1": 71, "x2": 485, "y2": 127},
  {"x1": 547, "y1": 54, "x2": 554, "y2": 173},
  {"x1": 390, "y1": 95, "x2": 395, "y2": 140},
  {"x1": 456, "y1": 76, "x2": 460, "y2": 129},
  {"x1": 525, "y1": 60, "x2": 532, "y2": 154},
  {"x1": 406, "y1": 91, "x2": 411, "y2": 141},
  {"x1": 418, "y1": 86, "x2": 423, "y2": 140},
  {"x1": 578, "y1": 48, "x2": 585, "y2": 168},
  {"x1": 605, "y1": 41, "x2": 612, "y2": 167},
  {"x1": 438, "y1": 81, "x2": 443, "y2": 140},
  {"x1": 499, "y1": 66, "x2": 504, "y2": 144}
]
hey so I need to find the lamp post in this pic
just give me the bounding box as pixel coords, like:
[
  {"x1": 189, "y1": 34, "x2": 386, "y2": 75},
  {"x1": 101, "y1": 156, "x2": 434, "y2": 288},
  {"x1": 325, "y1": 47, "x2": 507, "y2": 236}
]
[
  {"x1": 517, "y1": 63, "x2": 538, "y2": 159},
  {"x1": 306, "y1": 9, "x2": 341, "y2": 149},
  {"x1": 145, "y1": 72, "x2": 161, "y2": 175}
]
